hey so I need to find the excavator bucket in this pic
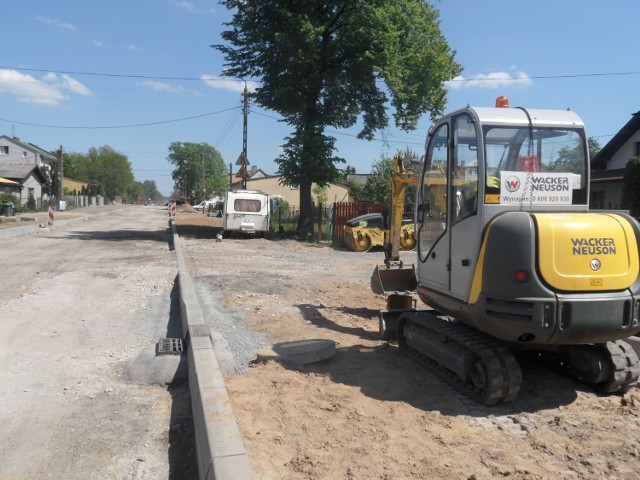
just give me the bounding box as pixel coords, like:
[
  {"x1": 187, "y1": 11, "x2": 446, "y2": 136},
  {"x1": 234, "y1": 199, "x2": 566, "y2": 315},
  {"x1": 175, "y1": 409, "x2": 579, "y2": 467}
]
[{"x1": 370, "y1": 264, "x2": 417, "y2": 295}]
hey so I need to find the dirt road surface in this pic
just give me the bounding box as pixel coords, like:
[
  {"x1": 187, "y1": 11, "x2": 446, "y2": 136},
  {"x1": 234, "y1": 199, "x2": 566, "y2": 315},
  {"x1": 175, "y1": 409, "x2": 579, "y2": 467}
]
[
  {"x1": 177, "y1": 210, "x2": 640, "y2": 480},
  {"x1": 0, "y1": 206, "x2": 196, "y2": 480}
]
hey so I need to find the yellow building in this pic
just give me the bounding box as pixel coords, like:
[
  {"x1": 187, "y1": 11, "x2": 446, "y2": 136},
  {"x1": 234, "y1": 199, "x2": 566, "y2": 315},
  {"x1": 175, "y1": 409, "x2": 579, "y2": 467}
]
[
  {"x1": 231, "y1": 173, "x2": 352, "y2": 209},
  {"x1": 62, "y1": 177, "x2": 90, "y2": 194}
]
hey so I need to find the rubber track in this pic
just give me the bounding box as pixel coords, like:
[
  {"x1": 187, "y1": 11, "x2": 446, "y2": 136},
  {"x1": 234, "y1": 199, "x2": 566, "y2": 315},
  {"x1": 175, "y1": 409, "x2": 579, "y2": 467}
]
[
  {"x1": 595, "y1": 340, "x2": 640, "y2": 393},
  {"x1": 398, "y1": 312, "x2": 522, "y2": 405}
]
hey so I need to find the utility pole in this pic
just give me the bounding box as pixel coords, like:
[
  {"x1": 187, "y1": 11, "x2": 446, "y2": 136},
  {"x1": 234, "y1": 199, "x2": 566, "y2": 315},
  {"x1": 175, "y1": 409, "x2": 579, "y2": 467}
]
[
  {"x1": 235, "y1": 82, "x2": 250, "y2": 190},
  {"x1": 201, "y1": 150, "x2": 206, "y2": 215},
  {"x1": 58, "y1": 145, "x2": 64, "y2": 205}
]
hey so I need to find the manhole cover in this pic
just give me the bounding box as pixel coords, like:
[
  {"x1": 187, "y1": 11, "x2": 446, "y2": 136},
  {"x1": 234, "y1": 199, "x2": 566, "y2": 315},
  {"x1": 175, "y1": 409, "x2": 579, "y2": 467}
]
[
  {"x1": 157, "y1": 338, "x2": 184, "y2": 355},
  {"x1": 272, "y1": 339, "x2": 336, "y2": 365}
]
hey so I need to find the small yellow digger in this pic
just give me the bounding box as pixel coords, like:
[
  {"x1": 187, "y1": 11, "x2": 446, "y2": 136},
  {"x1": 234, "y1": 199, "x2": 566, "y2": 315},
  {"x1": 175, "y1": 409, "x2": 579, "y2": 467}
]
[{"x1": 371, "y1": 97, "x2": 640, "y2": 405}]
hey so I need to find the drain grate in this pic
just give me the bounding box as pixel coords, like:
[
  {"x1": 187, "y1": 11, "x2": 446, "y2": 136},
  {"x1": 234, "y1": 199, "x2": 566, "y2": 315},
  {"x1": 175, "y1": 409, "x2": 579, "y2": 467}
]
[{"x1": 157, "y1": 338, "x2": 184, "y2": 355}]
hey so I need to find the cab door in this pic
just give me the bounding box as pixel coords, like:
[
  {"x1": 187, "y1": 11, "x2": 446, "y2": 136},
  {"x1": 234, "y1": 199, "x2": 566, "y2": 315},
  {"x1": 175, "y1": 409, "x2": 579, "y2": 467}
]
[{"x1": 417, "y1": 113, "x2": 481, "y2": 301}]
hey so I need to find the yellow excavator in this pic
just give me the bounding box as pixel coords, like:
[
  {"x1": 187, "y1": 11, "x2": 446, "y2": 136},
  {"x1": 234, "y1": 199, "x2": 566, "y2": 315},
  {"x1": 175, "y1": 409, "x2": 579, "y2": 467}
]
[{"x1": 372, "y1": 97, "x2": 640, "y2": 405}]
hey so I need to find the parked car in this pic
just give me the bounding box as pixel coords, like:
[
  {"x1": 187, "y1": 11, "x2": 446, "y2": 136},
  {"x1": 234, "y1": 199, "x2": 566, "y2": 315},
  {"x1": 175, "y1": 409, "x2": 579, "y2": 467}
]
[{"x1": 193, "y1": 200, "x2": 213, "y2": 211}]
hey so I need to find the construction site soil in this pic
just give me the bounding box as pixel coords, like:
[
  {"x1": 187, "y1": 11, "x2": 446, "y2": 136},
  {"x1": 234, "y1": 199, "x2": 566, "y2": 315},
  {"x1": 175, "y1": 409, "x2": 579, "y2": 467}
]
[{"x1": 175, "y1": 208, "x2": 640, "y2": 480}]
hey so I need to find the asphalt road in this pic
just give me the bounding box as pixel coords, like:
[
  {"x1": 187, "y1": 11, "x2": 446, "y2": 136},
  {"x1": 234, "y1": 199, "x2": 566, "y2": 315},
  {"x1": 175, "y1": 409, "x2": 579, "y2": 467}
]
[{"x1": 0, "y1": 206, "x2": 196, "y2": 480}]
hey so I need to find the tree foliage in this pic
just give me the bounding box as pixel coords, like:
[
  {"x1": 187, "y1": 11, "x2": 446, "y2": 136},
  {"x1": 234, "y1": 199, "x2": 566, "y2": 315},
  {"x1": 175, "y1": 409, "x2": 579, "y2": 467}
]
[
  {"x1": 622, "y1": 157, "x2": 640, "y2": 217},
  {"x1": 214, "y1": 0, "x2": 461, "y2": 233},
  {"x1": 62, "y1": 145, "x2": 139, "y2": 202},
  {"x1": 141, "y1": 180, "x2": 164, "y2": 204},
  {"x1": 167, "y1": 142, "x2": 227, "y2": 202},
  {"x1": 588, "y1": 137, "x2": 601, "y2": 161},
  {"x1": 359, "y1": 150, "x2": 420, "y2": 204}
]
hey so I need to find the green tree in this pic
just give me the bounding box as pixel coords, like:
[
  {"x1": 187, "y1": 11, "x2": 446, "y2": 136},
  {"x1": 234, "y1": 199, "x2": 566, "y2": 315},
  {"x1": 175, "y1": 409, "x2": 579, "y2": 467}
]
[
  {"x1": 360, "y1": 150, "x2": 420, "y2": 204},
  {"x1": 622, "y1": 157, "x2": 640, "y2": 218},
  {"x1": 98, "y1": 146, "x2": 135, "y2": 201},
  {"x1": 167, "y1": 142, "x2": 227, "y2": 202},
  {"x1": 215, "y1": 0, "x2": 461, "y2": 234},
  {"x1": 142, "y1": 180, "x2": 164, "y2": 204},
  {"x1": 588, "y1": 137, "x2": 601, "y2": 160},
  {"x1": 361, "y1": 155, "x2": 395, "y2": 204},
  {"x1": 312, "y1": 184, "x2": 328, "y2": 205},
  {"x1": 126, "y1": 181, "x2": 146, "y2": 204},
  {"x1": 61, "y1": 146, "x2": 138, "y2": 201}
]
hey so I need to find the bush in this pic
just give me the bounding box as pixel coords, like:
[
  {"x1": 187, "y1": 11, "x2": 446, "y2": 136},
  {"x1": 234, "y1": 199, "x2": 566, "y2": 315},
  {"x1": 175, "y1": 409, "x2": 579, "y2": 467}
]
[{"x1": 0, "y1": 193, "x2": 20, "y2": 206}]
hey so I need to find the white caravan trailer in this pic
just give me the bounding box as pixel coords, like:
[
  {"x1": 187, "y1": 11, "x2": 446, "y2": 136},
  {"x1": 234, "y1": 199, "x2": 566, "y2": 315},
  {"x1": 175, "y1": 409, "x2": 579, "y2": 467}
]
[{"x1": 223, "y1": 190, "x2": 270, "y2": 236}]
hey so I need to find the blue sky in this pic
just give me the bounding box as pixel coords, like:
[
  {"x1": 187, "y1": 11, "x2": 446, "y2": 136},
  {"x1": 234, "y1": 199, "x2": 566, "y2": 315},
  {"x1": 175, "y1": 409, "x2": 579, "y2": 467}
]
[{"x1": 1, "y1": 1, "x2": 639, "y2": 196}]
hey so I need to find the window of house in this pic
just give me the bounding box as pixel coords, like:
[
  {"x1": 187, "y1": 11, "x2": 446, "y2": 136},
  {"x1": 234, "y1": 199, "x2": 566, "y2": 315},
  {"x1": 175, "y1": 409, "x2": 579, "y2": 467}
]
[
  {"x1": 0, "y1": 146, "x2": 8, "y2": 155},
  {"x1": 591, "y1": 190, "x2": 605, "y2": 209},
  {"x1": 634, "y1": 142, "x2": 640, "y2": 157},
  {"x1": 22, "y1": 151, "x2": 27, "y2": 158}
]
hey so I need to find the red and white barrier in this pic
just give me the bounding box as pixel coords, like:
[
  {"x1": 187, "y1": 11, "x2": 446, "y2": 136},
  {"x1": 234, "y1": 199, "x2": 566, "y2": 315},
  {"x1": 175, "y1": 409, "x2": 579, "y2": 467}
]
[
  {"x1": 170, "y1": 201, "x2": 177, "y2": 220},
  {"x1": 47, "y1": 207, "x2": 55, "y2": 229}
]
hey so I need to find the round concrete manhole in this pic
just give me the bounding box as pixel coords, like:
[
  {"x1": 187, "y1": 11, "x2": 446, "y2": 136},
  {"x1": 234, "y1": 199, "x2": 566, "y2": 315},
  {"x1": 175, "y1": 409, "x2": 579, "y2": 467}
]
[{"x1": 272, "y1": 339, "x2": 336, "y2": 365}]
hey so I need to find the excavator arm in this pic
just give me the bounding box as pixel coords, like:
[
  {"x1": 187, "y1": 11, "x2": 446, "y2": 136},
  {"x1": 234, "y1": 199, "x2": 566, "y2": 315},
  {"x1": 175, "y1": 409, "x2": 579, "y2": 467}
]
[{"x1": 383, "y1": 155, "x2": 418, "y2": 265}]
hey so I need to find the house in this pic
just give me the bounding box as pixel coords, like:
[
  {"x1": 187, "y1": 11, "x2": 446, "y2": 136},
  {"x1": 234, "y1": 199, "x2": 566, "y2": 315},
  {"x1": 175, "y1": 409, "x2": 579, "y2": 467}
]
[
  {"x1": 590, "y1": 111, "x2": 640, "y2": 210},
  {"x1": 63, "y1": 177, "x2": 90, "y2": 195},
  {"x1": 229, "y1": 170, "x2": 352, "y2": 209},
  {"x1": 0, "y1": 164, "x2": 48, "y2": 207},
  {"x1": 0, "y1": 135, "x2": 57, "y2": 167}
]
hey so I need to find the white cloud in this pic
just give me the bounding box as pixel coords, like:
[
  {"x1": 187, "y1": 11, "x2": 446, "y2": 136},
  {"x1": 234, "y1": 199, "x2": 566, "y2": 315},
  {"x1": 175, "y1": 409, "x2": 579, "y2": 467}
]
[
  {"x1": 93, "y1": 40, "x2": 104, "y2": 47},
  {"x1": 201, "y1": 75, "x2": 258, "y2": 93},
  {"x1": 173, "y1": 1, "x2": 216, "y2": 14},
  {"x1": 126, "y1": 44, "x2": 145, "y2": 53},
  {"x1": 140, "y1": 81, "x2": 186, "y2": 93},
  {"x1": 59, "y1": 75, "x2": 93, "y2": 96},
  {"x1": 0, "y1": 69, "x2": 92, "y2": 106},
  {"x1": 34, "y1": 16, "x2": 77, "y2": 32},
  {"x1": 446, "y1": 71, "x2": 532, "y2": 90}
]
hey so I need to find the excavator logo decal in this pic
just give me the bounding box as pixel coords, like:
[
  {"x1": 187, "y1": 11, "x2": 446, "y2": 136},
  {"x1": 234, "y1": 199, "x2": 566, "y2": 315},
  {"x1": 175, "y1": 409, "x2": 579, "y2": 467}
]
[
  {"x1": 590, "y1": 259, "x2": 601, "y2": 271},
  {"x1": 504, "y1": 176, "x2": 521, "y2": 192}
]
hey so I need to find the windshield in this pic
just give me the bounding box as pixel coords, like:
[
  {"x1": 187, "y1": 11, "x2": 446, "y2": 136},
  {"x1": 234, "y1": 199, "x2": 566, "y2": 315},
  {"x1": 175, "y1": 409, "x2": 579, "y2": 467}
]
[{"x1": 484, "y1": 126, "x2": 587, "y2": 206}]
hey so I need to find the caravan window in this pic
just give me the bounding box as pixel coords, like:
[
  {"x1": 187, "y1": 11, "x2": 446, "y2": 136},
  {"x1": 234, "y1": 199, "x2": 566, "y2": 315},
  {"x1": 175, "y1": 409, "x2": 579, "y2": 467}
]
[{"x1": 234, "y1": 198, "x2": 261, "y2": 212}]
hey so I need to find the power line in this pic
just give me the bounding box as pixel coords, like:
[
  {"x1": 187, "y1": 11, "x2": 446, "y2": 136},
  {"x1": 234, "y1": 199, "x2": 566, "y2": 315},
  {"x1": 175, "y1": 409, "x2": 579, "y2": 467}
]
[
  {"x1": 0, "y1": 66, "x2": 208, "y2": 82},
  {"x1": 3, "y1": 65, "x2": 640, "y2": 84},
  {"x1": 0, "y1": 107, "x2": 240, "y2": 129}
]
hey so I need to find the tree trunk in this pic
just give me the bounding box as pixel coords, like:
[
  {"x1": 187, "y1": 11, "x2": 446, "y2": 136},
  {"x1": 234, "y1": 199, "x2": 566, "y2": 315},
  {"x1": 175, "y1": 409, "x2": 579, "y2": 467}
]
[{"x1": 297, "y1": 174, "x2": 314, "y2": 237}]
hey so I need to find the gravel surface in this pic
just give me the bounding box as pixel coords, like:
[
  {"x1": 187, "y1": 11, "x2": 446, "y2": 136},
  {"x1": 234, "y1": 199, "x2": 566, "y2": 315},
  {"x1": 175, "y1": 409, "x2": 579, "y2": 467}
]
[{"x1": 0, "y1": 205, "x2": 197, "y2": 480}]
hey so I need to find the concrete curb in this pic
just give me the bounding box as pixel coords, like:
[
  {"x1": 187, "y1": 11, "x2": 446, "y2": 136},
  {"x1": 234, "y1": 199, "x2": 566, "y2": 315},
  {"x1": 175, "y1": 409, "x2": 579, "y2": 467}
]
[
  {"x1": 0, "y1": 217, "x2": 85, "y2": 239},
  {"x1": 0, "y1": 206, "x2": 127, "y2": 239},
  {"x1": 171, "y1": 221, "x2": 252, "y2": 480}
]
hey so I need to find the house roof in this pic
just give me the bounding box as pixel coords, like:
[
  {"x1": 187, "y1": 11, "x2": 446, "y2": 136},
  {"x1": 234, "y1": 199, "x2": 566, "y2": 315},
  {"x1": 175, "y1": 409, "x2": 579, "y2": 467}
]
[
  {"x1": 591, "y1": 112, "x2": 640, "y2": 169},
  {"x1": 0, "y1": 135, "x2": 57, "y2": 161},
  {"x1": 0, "y1": 163, "x2": 47, "y2": 183}
]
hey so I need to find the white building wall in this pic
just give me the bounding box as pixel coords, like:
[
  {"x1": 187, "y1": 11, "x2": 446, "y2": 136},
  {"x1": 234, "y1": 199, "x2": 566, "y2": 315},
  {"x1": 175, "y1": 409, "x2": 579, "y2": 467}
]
[
  {"x1": 19, "y1": 172, "x2": 43, "y2": 206},
  {"x1": 609, "y1": 130, "x2": 640, "y2": 169}
]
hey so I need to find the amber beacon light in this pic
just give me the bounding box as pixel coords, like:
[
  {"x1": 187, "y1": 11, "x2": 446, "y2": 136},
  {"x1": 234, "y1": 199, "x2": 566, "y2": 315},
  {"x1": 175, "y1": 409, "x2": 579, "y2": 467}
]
[{"x1": 495, "y1": 96, "x2": 510, "y2": 108}]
